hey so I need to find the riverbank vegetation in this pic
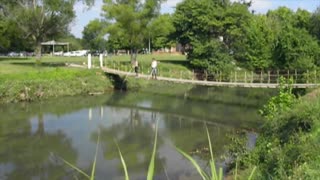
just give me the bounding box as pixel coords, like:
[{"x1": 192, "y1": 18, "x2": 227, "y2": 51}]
[
  {"x1": 227, "y1": 81, "x2": 320, "y2": 179},
  {"x1": 0, "y1": 62, "x2": 114, "y2": 103}
]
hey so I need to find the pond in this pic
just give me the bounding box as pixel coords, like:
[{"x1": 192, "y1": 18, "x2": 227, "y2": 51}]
[{"x1": 0, "y1": 86, "x2": 275, "y2": 180}]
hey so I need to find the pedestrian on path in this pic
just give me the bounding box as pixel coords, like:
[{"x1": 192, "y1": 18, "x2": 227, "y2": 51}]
[
  {"x1": 133, "y1": 58, "x2": 139, "y2": 76},
  {"x1": 151, "y1": 58, "x2": 158, "y2": 79}
]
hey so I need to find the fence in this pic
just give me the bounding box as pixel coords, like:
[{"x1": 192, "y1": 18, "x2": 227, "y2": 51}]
[{"x1": 103, "y1": 60, "x2": 319, "y2": 84}]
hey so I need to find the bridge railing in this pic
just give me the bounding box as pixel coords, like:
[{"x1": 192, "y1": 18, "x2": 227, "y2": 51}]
[{"x1": 104, "y1": 60, "x2": 319, "y2": 84}]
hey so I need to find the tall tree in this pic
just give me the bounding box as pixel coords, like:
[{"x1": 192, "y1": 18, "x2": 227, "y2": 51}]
[
  {"x1": 173, "y1": 0, "x2": 251, "y2": 73},
  {"x1": 102, "y1": 0, "x2": 165, "y2": 60},
  {"x1": 147, "y1": 13, "x2": 175, "y2": 51},
  {"x1": 310, "y1": 7, "x2": 320, "y2": 41},
  {"x1": 82, "y1": 19, "x2": 107, "y2": 51},
  {"x1": 267, "y1": 7, "x2": 320, "y2": 70},
  {"x1": 0, "y1": 0, "x2": 94, "y2": 59},
  {"x1": 237, "y1": 15, "x2": 280, "y2": 70}
]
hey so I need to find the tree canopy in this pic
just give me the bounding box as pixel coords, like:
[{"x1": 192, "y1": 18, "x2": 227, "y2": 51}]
[
  {"x1": 0, "y1": 0, "x2": 94, "y2": 58},
  {"x1": 101, "y1": 0, "x2": 165, "y2": 60},
  {"x1": 82, "y1": 19, "x2": 107, "y2": 51},
  {"x1": 172, "y1": 1, "x2": 320, "y2": 72}
]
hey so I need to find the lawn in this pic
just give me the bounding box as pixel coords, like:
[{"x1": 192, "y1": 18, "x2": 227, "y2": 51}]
[
  {"x1": 0, "y1": 54, "x2": 190, "y2": 103},
  {"x1": 0, "y1": 54, "x2": 190, "y2": 78}
]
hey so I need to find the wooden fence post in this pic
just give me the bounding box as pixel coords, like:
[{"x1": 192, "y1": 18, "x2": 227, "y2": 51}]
[
  {"x1": 192, "y1": 70, "x2": 195, "y2": 80},
  {"x1": 260, "y1": 71, "x2": 263, "y2": 83},
  {"x1": 219, "y1": 71, "x2": 222, "y2": 82},
  {"x1": 245, "y1": 71, "x2": 247, "y2": 83},
  {"x1": 268, "y1": 71, "x2": 270, "y2": 84},
  {"x1": 251, "y1": 71, "x2": 253, "y2": 83},
  {"x1": 205, "y1": 70, "x2": 208, "y2": 81},
  {"x1": 287, "y1": 70, "x2": 290, "y2": 79}
]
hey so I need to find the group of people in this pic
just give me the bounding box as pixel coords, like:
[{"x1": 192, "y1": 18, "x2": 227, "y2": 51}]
[{"x1": 132, "y1": 58, "x2": 158, "y2": 79}]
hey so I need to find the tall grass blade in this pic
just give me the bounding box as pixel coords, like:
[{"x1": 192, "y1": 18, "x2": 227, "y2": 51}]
[
  {"x1": 147, "y1": 120, "x2": 158, "y2": 180},
  {"x1": 176, "y1": 147, "x2": 209, "y2": 180},
  {"x1": 218, "y1": 167, "x2": 223, "y2": 180},
  {"x1": 206, "y1": 124, "x2": 217, "y2": 180},
  {"x1": 234, "y1": 158, "x2": 238, "y2": 180},
  {"x1": 248, "y1": 166, "x2": 257, "y2": 180},
  {"x1": 90, "y1": 132, "x2": 100, "y2": 180},
  {"x1": 205, "y1": 124, "x2": 214, "y2": 163},
  {"x1": 59, "y1": 157, "x2": 90, "y2": 179},
  {"x1": 114, "y1": 140, "x2": 130, "y2": 180},
  {"x1": 210, "y1": 160, "x2": 218, "y2": 180}
]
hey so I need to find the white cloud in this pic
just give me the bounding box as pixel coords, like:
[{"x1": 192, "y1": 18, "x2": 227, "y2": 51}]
[
  {"x1": 231, "y1": 0, "x2": 273, "y2": 13},
  {"x1": 164, "y1": 0, "x2": 183, "y2": 7},
  {"x1": 161, "y1": 0, "x2": 183, "y2": 13}
]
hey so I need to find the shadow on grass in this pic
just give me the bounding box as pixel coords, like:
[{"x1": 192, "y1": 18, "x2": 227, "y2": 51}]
[
  {"x1": 0, "y1": 57, "x2": 29, "y2": 61},
  {"x1": 10, "y1": 62, "x2": 66, "y2": 67},
  {"x1": 158, "y1": 59, "x2": 189, "y2": 66},
  {"x1": 106, "y1": 73, "x2": 128, "y2": 90}
]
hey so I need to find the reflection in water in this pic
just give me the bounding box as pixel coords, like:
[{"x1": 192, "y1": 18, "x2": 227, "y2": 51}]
[{"x1": 0, "y1": 87, "x2": 274, "y2": 179}]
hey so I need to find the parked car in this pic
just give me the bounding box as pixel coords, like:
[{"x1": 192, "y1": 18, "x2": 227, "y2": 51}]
[
  {"x1": 53, "y1": 51, "x2": 63, "y2": 56},
  {"x1": 63, "y1": 50, "x2": 88, "y2": 57},
  {"x1": 8, "y1": 52, "x2": 20, "y2": 57}
]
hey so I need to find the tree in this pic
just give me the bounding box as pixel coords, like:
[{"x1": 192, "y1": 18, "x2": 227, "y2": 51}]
[
  {"x1": 58, "y1": 34, "x2": 83, "y2": 51},
  {"x1": 0, "y1": 14, "x2": 29, "y2": 52},
  {"x1": 147, "y1": 14, "x2": 175, "y2": 51},
  {"x1": 0, "y1": 0, "x2": 94, "y2": 59},
  {"x1": 102, "y1": 0, "x2": 165, "y2": 60},
  {"x1": 267, "y1": 7, "x2": 320, "y2": 70},
  {"x1": 173, "y1": 0, "x2": 251, "y2": 72},
  {"x1": 82, "y1": 19, "x2": 107, "y2": 51},
  {"x1": 237, "y1": 15, "x2": 280, "y2": 70},
  {"x1": 310, "y1": 7, "x2": 320, "y2": 40},
  {"x1": 273, "y1": 26, "x2": 320, "y2": 70}
]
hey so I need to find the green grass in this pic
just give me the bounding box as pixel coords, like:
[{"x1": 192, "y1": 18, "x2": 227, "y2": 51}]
[{"x1": 0, "y1": 54, "x2": 189, "y2": 103}]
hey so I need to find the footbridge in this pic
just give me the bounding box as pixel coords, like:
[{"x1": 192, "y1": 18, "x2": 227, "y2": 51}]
[{"x1": 102, "y1": 67, "x2": 319, "y2": 89}]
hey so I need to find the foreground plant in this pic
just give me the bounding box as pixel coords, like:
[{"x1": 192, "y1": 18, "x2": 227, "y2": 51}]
[
  {"x1": 115, "y1": 120, "x2": 159, "y2": 180},
  {"x1": 59, "y1": 131, "x2": 100, "y2": 180},
  {"x1": 176, "y1": 124, "x2": 256, "y2": 180}
]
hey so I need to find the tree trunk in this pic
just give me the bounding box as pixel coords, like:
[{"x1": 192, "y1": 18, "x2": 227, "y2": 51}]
[{"x1": 35, "y1": 44, "x2": 42, "y2": 62}]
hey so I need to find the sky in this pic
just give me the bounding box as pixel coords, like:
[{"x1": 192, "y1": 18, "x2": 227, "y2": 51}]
[{"x1": 71, "y1": 0, "x2": 320, "y2": 38}]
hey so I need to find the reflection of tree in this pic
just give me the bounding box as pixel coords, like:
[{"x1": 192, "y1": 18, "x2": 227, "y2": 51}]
[
  {"x1": 162, "y1": 117, "x2": 233, "y2": 160},
  {"x1": 92, "y1": 109, "x2": 164, "y2": 175},
  {"x1": 104, "y1": 86, "x2": 276, "y2": 129},
  {"x1": 0, "y1": 113, "x2": 78, "y2": 179}
]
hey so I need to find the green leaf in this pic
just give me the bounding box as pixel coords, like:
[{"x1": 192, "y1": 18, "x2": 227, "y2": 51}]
[
  {"x1": 114, "y1": 140, "x2": 130, "y2": 180},
  {"x1": 147, "y1": 120, "x2": 158, "y2": 180},
  {"x1": 176, "y1": 147, "x2": 209, "y2": 180}
]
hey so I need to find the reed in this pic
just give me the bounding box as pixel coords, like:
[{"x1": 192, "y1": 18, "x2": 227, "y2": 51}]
[
  {"x1": 176, "y1": 124, "x2": 257, "y2": 180},
  {"x1": 59, "y1": 131, "x2": 100, "y2": 179},
  {"x1": 115, "y1": 120, "x2": 159, "y2": 180}
]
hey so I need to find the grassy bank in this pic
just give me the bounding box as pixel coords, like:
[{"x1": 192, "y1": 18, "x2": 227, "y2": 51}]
[
  {"x1": 230, "y1": 85, "x2": 320, "y2": 179},
  {"x1": 0, "y1": 67, "x2": 113, "y2": 103},
  {"x1": 0, "y1": 54, "x2": 188, "y2": 104}
]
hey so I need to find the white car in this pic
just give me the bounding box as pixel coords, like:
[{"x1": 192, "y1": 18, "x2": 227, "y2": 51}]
[{"x1": 64, "y1": 50, "x2": 88, "y2": 57}]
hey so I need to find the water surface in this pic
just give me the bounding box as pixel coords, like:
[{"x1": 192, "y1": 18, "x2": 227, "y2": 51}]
[{"x1": 0, "y1": 86, "x2": 275, "y2": 180}]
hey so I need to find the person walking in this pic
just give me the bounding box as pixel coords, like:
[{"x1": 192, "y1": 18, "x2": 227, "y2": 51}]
[
  {"x1": 133, "y1": 59, "x2": 139, "y2": 76},
  {"x1": 151, "y1": 58, "x2": 158, "y2": 79}
]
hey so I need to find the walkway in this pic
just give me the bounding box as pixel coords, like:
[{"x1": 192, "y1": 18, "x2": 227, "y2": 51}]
[{"x1": 102, "y1": 67, "x2": 319, "y2": 89}]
